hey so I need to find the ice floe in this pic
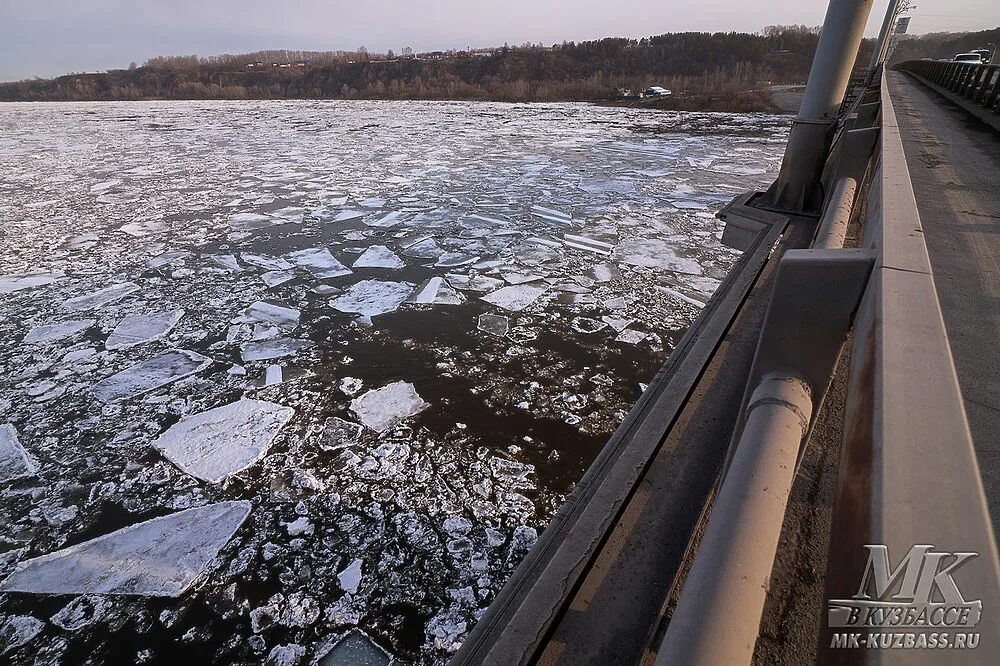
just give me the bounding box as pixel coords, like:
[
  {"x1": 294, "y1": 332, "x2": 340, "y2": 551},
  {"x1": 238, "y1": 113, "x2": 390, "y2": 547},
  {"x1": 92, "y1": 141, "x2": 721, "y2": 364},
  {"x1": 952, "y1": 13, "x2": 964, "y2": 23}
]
[
  {"x1": 352, "y1": 245, "x2": 405, "y2": 269},
  {"x1": 480, "y1": 285, "x2": 548, "y2": 312},
  {"x1": 241, "y1": 338, "x2": 313, "y2": 362},
  {"x1": 613, "y1": 238, "x2": 704, "y2": 275},
  {"x1": 0, "y1": 501, "x2": 251, "y2": 596},
  {"x1": 330, "y1": 280, "x2": 413, "y2": 317},
  {"x1": 22, "y1": 318, "x2": 94, "y2": 344},
  {"x1": 105, "y1": 310, "x2": 184, "y2": 350},
  {"x1": 0, "y1": 271, "x2": 64, "y2": 294},
  {"x1": 287, "y1": 247, "x2": 352, "y2": 279},
  {"x1": 91, "y1": 350, "x2": 212, "y2": 402},
  {"x1": 350, "y1": 381, "x2": 429, "y2": 432},
  {"x1": 0, "y1": 424, "x2": 36, "y2": 483},
  {"x1": 244, "y1": 301, "x2": 300, "y2": 330},
  {"x1": 152, "y1": 399, "x2": 294, "y2": 483},
  {"x1": 63, "y1": 282, "x2": 140, "y2": 311},
  {"x1": 408, "y1": 277, "x2": 464, "y2": 305}
]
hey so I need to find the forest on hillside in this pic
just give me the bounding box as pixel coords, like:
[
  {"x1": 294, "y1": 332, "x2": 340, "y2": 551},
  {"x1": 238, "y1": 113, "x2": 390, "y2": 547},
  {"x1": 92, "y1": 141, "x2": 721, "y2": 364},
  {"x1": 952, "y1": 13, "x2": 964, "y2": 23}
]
[
  {"x1": 890, "y1": 27, "x2": 1000, "y2": 63},
  {"x1": 0, "y1": 27, "x2": 825, "y2": 110}
]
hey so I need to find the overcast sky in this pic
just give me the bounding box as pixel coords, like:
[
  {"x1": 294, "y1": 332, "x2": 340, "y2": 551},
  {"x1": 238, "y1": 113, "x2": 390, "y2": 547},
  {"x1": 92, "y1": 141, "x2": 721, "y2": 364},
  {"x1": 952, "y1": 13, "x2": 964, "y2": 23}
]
[{"x1": 2, "y1": 0, "x2": 998, "y2": 81}]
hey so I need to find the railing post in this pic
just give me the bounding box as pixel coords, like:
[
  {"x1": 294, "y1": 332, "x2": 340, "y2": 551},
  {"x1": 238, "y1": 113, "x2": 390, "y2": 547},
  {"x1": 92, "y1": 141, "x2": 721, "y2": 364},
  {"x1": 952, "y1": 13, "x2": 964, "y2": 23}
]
[{"x1": 759, "y1": 0, "x2": 876, "y2": 213}]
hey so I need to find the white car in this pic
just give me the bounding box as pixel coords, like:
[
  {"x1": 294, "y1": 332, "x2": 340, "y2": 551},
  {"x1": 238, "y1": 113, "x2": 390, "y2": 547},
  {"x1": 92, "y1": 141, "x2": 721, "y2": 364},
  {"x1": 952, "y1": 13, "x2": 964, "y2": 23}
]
[{"x1": 951, "y1": 53, "x2": 984, "y2": 64}]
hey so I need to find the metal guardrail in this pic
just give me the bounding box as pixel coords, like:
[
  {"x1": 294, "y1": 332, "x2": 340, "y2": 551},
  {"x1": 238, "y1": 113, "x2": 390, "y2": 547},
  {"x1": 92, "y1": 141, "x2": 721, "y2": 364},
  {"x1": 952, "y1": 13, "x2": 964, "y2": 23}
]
[{"x1": 896, "y1": 59, "x2": 1000, "y2": 132}]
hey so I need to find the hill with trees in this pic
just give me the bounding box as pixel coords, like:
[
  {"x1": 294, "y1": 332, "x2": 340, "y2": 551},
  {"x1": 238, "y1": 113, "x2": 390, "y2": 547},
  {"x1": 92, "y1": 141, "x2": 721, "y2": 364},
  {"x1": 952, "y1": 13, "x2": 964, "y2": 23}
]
[{"x1": 1, "y1": 26, "x2": 841, "y2": 111}]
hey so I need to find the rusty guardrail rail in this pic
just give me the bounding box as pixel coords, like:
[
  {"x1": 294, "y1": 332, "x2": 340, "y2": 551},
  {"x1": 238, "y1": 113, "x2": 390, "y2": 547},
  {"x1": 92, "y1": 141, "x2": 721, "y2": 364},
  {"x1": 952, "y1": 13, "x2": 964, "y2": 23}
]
[{"x1": 895, "y1": 59, "x2": 1000, "y2": 132}]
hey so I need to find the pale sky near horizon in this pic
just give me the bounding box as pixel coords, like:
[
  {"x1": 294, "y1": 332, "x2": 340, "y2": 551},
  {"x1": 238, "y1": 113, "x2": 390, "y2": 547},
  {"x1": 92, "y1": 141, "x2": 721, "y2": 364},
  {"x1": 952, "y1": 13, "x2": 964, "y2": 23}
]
[{"x1": 2, "y1": 0, "x2": 998, "y2": 81}]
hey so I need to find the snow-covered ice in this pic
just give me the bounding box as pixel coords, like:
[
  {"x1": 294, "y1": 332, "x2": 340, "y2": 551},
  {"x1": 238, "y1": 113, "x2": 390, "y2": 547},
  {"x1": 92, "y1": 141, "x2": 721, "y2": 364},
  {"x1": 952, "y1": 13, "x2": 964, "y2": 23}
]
[
  {"x1": 90, "y1": 350, "x2": 212, "y2": 402},
  {"x1": 330, "y1": 280, "x2": 413, "y2": 317},
  {"x1": 105, "y1": 310, "x2": 184, "y2": 350},
  {"x1": 480, "y1": 285, "x2": 548, "y2": 312},
  {"x1": 287, "y1": 247, "x2": 352, "y2": 279},
  {"x1": 0, "y1": 424, "x2": 36, "y2": 482},
  {"x1": 151, "y1": 399, "x2": 294, "y2": 483},
  {"x1": 352, "y1": 245, "x2": 405, "y2": 269},
  {"x1": 0, "y1": 501, "x2": 251, "y2": 596},
  {"x1": 350, "y1": 381, "x2": 429, "y2": 432}
]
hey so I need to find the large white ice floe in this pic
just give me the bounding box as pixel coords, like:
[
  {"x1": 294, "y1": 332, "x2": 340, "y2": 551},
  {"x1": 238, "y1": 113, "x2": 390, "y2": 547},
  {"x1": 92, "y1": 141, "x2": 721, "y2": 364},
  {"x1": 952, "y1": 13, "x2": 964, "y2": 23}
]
[
  {"x1": 22, "y1": 319, "x2": 95, "y2": 344},
  {"x1": 90, "y1": 350, "x2": 212, "y2": 402},
  {"x1": 612, "y1": 238, "x2": 703, "y2": 275},
  {"x1": 330, "y1": 280, "x2": 413, "y2": 317},
  {"x1": 105, "y1": 310, "x2": 184, "y2": 350},
  {"x1": 62, "y1": 282, "x2": 140, "y2": 311},
  {"x1": 0, "y1": 424, "x2": 36, "y2": 483},
  {"x1": 287, "y1": 247, "x2": 352, "y2": 279},
  {"x1": 350, "y1": 381, "x2": 429, "y2": 432},
  {"x1": 352, "y1": 245, "x2": 405, "y2": 269},
  {"x1": 241, "y1": 338, "x2": 313, "y2": 362},
  {"x1": 408, "y1": 277, "x2": 464, "y2": 305},
  {"x1": 480, "y1": 285, "x2": 548, "y2": 312},
  {"x1": 0, "y1": 271, "x2": 64, "y2": 294},
  {"x1": 151, "y1": 399, "x2": 294, "y2": 483},
  {"x1": 244, "y1": 301, "x2": 300, "y2": 330},
  {"x1": 0, "y1": 501, "x2": 251, "y2": 596}
]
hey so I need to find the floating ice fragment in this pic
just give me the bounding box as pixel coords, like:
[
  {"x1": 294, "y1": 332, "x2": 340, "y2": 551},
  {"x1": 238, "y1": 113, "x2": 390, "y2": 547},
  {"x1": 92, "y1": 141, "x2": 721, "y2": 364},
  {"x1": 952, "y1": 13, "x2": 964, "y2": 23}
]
[
  {"x1": 264, "y1": 365, "x2": 283, "y2": 385},
  {"x1": 319, "y1": 417, "x2": 363, "y2": 451},
  {"x1": 477, "y1": 314, "x2": 509, "y2": 337},
  {"x1": 91, "y1": 350, "x2": 211, "y2": 402},
  {"x1": 427, "y1": 609, "x2": 468, "y2": 652},
  {"x1": 435, "y1": 252, "x2": 479, "y2": 268},
  {"x1": 0, "y1": 501, "x2": 251, "y2": 596},
  {"x1": 613, "y1": 239, "x2": 703, "y2": 275},
  {"x1": 601, "y1": 315, "x2": 633, "y2": 332},
  {"x1": 333, "y1": 209, "x2": 366, "y2": 222},
  {"x1": 23, "y1": 319, "x2": 94, "y2": 344},
  {"x1": 563, "y1": 233, "x2": 615, "y2": 256},
  {"x1": 657, "y1": 285, "x2": 707, "y2": 308},
  {"x1": 408, "y1": 277, "x2": 464, "y2": 305},
  {"x1": 287, "y1": 248, "x2": 352, "y2": 278},
  {"x1": 530, "y1": 205, "x2": 572, "y2": 224},
  {"x1": 1, "y1": 424, "x2": 36, "y2": 483},
  {"x1": 0, "y1": 271, "x2": 65, "y2": 294},
  {"x1": 245, "y1": 301, "x2": 300, "y2": 330},
  {"x1": 0, "y1": 615, "x2": 44, "y2": 655},
  {"x1": 338, "y1": 377, "x2": 363, "y2": 396},
  {"x1": 571, "y1": 317, "x2": 607, "y2": 334},
  {"x1": 446, "y1": 273, "x2": 504, "y2": 293},
  {"x1": 578, "y1": 178, "x2": 635, "y2": 194},
  {"x1": 366, "y1": 211, "x2": 403, "y2": 228},
  {"x1": 261, "y1": 270, "x2": 295, "y2": 287},
  {"x1": 352, "y1": 245, "x2": 405, "y2": 269},
  {"x1": 350, "y1": 381, "x2": 428, "y2": 432},
  {"x1": 589, "y1": 262, "x2": 623, "y2": 283},
  {"x1": 146, "y1": 250, "x2": 189, "y2": 270},
  {"x1": 106, "y1": 310, "x2": 184, "y2": 350},
  {"x1": 228, "y1": 212, "x2": 272, "y2": 231},
  {"x1": 151, "y1": 399, "x2": 294, "y2": 483},
  {"x1": 501, "y1": 272, "x2": 544, "y2": 285},
  {"x1": 89, "y1": 179, "x2": 121, "y2": 194},
  {"x1": 616, "y1": 329, "x2": 648, "y2": 345},
  {"x1": 241, "y1": 253, "x2": 294, "y2": 271},
  {"x1": 401, "y1": 237, "x2": 445, "y2": 259},
  {"x1": 318, "y1": 630, "x2": 391, "y2": 666},
  {"x1": 51, "y1": 595, "x2": 112, "y2": 631},
  {"x1": 337, "y1": 559, "x2": 363, "y2": 594},
  {"x1": 241, "y1": 339, "x2": 313, "y2": 362},
  {"x1": 266, "y1": 644, "x2": 306, "y2": 666},
  {"x1": 670, "y1": 199, "x2": 709, "y2": 210},
  {"x1": 63, "y1": 282, "x2": 140, "y2": 311},
  {"x1": 330, "y1": 280, "x2": 413, "y2": 317},
  {"x1": 481, "y1": 285, "x2": 547, "y2": 312},
  {"x1": 209, "y1": 254, "x2": 242, "y2": 271}
]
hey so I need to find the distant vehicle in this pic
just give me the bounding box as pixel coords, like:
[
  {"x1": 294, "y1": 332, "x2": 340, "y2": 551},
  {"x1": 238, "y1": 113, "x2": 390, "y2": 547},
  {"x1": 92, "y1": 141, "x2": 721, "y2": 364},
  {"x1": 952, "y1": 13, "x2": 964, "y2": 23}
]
[
  {"x1": 951, "y1": 53, "x2": 984, "y2": 64},
  {"x1": 969, "y1": 49, "x2": 993, "y2": 64},
  {"x1": 642, "y1": 86, "x2": 672, "y2": 97}
]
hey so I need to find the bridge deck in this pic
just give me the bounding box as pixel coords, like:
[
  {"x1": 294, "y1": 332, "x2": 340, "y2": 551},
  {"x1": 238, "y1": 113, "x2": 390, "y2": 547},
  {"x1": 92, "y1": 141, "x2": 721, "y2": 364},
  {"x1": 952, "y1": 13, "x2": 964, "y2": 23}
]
[{"x1": 889, "y1": 70, "x2": 1000, "y2": 531}]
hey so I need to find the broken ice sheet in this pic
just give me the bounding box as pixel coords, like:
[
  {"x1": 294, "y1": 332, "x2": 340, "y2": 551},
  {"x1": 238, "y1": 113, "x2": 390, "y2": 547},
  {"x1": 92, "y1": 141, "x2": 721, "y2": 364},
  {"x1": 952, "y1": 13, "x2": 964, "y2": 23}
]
[
  {"x1": 63, "y1": 282, "x2": 140, "y2": 311},
  {"x1": 401, "y1": 237, "x2": 445, "y2": 259},
  {"x1": 616, "y1": 329, "x2": 648, "y2": 344},
  {"x1": 337, "y1": 559, "x2": 363, "y2": 594},
  {"x1": 318, "y1": 630, "x2": 391, "y2": 666},
  {"x1": 105, "y1": 310, "x2": 184, "y2": 350},
  {"x1": 0, "y1": 501, "x2": 251, "y2": 596},
  {"x1": 261, "y1": 270, "x2": 295, "y2": 287},
  {"x1": 241, "y1": 338, "x2": 313, "y2": 362},
  {"x1": 480, "y1": 284, "x2": 548, "y2": 312},
  {"x1": 91, "y1": 350, "x2": 211, "y2": 402},
  {"x1": 408, "y1": 277, "x2": 464, "y2": 305},
  {"x1": 1, "y1": 424, "x2": 36, "y2": 483},
  {"x1": 23, "y1": 319, "x2": 95, "y2": 344},
  {"x1": 350, "y1": 381, "x2": 428, "y2": 432},
  {"x1": 352, "y1": 245, "x2": 405, "y2": 269},
  {"x1": 244, "y1": 301, "x2": 300, "y2": 330},
  {"x1": 319, "y1": 417, "x2": 362, "y2": 451},
  {"x1": 152, "y1": 399, "x2": 294, "y2": 483},
  {"x1": 613, "y1": 238, "x2": 703, "y2": 275},
  {"x1": 0, "y1": 271, "x2": 64, "y2": 294},
  {"x1": 330, "y1": 280, "x2": 413, "y2": 317},
  {"x1": 287, "y1": 247, "x2": 352, "y2": 279},
  {"x1": 477, "y1": 314, "x2": 509, "y2": 337}
]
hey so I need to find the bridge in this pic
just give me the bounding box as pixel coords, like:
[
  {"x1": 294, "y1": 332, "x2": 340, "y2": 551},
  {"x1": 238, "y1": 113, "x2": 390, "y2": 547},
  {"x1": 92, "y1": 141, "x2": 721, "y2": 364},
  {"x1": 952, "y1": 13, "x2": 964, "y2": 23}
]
[{"x1": 453, "y1": 2, "x2": 1000, "y2": 665}]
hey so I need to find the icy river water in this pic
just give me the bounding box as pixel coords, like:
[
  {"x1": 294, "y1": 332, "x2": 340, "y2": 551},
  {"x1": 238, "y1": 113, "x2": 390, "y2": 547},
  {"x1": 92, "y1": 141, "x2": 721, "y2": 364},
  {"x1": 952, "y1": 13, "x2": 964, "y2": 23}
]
[{"x1": 0, "y1": 100, "x2": 788, "y2": 665}]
